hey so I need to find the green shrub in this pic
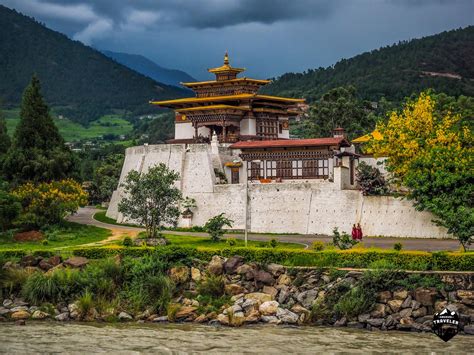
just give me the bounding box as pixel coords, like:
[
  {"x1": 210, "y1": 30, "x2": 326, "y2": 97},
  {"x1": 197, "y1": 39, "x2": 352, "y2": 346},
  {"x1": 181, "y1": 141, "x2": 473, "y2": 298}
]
[
  {"x1": 197, "y1": 274, "x2": 225, "y2": 298},
  {"x1": 393, "y1": 243, "x2": 403, "y2": 252},
  {"x1": 334, "y1": 286, "x2": 375, "y2": 318},
  {"x1": 122, "y1": 237, "x2": 133, "y2": 247},
  {"x1": 269, "y1": 239, "x2": 278, "y2": 248},
  {"x1": 76, "y1": 290, "x2": 94, "y2": 318},
  {"x1": 226, "y1": 238, "x2": 237, "y2": 247},
  {"x1": 1, "y1": 268, "x2": 33, "y2": 297},
  {"x1": 312, "y1": 241, "x2": 325, "y2": 251},
  {"x1": 332, "y1": 227, "x2": 358, "y2": 250}
]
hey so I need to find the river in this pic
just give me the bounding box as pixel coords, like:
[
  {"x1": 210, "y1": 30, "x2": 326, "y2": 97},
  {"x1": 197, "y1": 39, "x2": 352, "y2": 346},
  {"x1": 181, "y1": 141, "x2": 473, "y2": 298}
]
[{"x1": 0, "y1": 322, "x2": 471, "y2": 353}]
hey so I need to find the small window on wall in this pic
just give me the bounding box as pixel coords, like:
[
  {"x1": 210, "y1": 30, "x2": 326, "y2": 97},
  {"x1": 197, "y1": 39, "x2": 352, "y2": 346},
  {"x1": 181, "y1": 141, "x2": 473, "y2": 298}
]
[
  {"x1": 279, "y1": 123, "x2": 283, "y2": 134},
  {"x1": 231, "y1": 168, "x2": 240, "y2": 184}
]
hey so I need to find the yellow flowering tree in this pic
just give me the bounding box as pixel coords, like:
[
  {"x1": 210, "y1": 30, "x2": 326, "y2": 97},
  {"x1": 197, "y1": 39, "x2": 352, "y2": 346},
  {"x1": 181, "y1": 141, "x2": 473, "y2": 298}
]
[
  {"x1": 368, "y1": 93, "x2": 473, "y2": 250},
  {"x1": 13, "y1": 179, "x2": 88, "y2": 228}
]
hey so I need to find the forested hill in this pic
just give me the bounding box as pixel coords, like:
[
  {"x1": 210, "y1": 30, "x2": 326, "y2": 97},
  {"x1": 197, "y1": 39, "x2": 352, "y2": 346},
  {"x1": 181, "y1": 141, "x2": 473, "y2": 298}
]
[
  {"x1": 262, "y1": 26, "x2": 474, "y2": 102},
  {"x1": 102, "y1": 50, "x2": 196, "y2": 87},
  {"x1": 0, "y1": 5, "x2": 189, "y2": 124}
]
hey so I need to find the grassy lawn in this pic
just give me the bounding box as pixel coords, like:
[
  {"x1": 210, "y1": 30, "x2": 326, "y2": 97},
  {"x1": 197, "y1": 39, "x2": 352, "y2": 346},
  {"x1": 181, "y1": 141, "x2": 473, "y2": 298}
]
[
  {"x1": 4, "y1": 109, "x2": 133, "y2": 142},
  {"x1": 94, "y1": 210, "x2": 141, "y2": 228},
  {"x1": 0, "y1": 222, "x2": 111, "y2": 251},
  {"x1": 131, "y1": 232, "x2": 305, "y2": 250}
]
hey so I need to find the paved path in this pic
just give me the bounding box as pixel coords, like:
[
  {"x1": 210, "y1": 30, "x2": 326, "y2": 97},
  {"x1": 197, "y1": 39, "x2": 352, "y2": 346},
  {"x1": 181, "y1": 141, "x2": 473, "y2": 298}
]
[{"x1": 68, "y1": 207, "x2": 461, "y2": 251}]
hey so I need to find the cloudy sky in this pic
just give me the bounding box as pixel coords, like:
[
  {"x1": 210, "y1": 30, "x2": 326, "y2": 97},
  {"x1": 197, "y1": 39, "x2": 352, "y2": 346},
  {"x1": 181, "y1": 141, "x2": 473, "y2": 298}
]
[{"x1": 2, "y1": 0, "x2": 473, "y2": 79}]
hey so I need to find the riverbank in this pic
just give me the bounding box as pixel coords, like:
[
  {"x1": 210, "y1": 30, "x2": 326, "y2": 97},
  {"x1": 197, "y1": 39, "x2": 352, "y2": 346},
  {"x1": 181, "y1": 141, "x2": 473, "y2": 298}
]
[
  {"x1": 1, "y1": 322, "x2": 473, "y2": 353},
  {"x1": 1, "y1": 252, "x2": 473, "y2": 335}
]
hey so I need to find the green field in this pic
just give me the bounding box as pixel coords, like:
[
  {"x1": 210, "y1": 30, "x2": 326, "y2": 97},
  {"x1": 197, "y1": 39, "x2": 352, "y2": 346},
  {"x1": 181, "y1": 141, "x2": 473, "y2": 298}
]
[{"x1": 4, "y1": 109, "x2": 133, "y2": 142}]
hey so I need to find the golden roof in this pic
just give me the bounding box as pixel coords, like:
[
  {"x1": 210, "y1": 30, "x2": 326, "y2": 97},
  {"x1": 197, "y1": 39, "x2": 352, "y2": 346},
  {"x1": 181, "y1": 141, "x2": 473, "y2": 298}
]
[
  {"x1": 208, "y1": 51, "x2": 245, "y2": 74},
  {"x1": 176, "y1": 105, "x2": 251, "y2": 113},
  {"x1": 352, "y1": 129, "x2": 383, "y2": 143},
  {"x1": 181, "y1": 77, "x2": 270, "y2": 87},
  {"x1": 151, "y1": 94, "x2": 305, "y2": 107}
]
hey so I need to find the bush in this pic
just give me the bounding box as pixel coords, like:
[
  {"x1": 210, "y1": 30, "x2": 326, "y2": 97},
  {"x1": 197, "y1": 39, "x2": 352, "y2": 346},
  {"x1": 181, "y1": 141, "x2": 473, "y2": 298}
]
[
  {"x1": 226, "y1": 238, "x2": 237, "y2": 247},
  {"x1": 312, "y1": 241, "x2": 325, "y2": 251},
  {"x1": 76, "y1": 290, "x2": 94, "y2": 318},
  {"x1": 332, "y1": 227, "x2": 358, "y2": 250},
  {"x1": 334, "y1": 286, "x2": 374, "y2": 318},
  {"x1": 204, "y1": 214, "x2": 233, "y2": 242},
  {"x1": 393, "y1": 242, "x2": 403, "y2": 252},
  {"x1": 356, "y1": 161, "x2": 389, "y2": 196},
  {"x1": 269, "y1": 239, "x2": 278, "y2": 248},
  {"x1": 0, "y1": 191, "x2": 21, "y2": 232},
  {"x1": 122, "y1": 237, "x2": 133, "y2": 247},
  {"x1": 197, "y1": 274, "x2": 225, "y2": 298}
]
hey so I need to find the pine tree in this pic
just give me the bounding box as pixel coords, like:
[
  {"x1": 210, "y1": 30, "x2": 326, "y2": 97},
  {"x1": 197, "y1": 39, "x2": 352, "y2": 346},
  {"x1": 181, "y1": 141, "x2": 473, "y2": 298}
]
[
  {"x1": 2, "y1": 75, "x2": 74, "y2": 184},
  {"x1": 0, "y1": 106, "x2": 10, "y2": 155}
]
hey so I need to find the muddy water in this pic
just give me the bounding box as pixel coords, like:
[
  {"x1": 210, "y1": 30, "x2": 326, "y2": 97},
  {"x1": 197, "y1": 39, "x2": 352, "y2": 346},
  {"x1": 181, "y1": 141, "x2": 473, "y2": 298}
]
[{"x1": 0, "y1": 322, "x2": 471, "y2": 354}]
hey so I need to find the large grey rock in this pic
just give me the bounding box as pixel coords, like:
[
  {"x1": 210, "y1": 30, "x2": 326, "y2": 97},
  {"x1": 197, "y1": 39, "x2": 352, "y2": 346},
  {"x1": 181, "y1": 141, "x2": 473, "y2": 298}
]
[
  {"x1": 261, "y1": 315, "x2": 281, "y2": 324},
  {"x1": 55, "y1": 312, "x2": 69, "y2": 321},
  {"x1": 414, "y1": 288, "x2": 438, "y2": 306},
  {"x1": 401, "y1": 295, "x2": 412, "y2": 309},
  {"x1": 370, "y1": 303, "x2": 387, "y2": 318},
  {"x1": 63, "y1": 257, "x2": 88, "y2": 268},
  {"x1": 266, "y1": 264, "x2": 285, "y2": 276},
  {"x1": 376, "y1": 291, "x2": 392, "y2": 304},
  {"x1": 224, "y1": 256, "x2": 244, "y2": 274},
  {"x1": 276, "y1": 308, "x2": 298, "y2": 324},
  {"x1": 208, "y1": 256, "x2": 224, "y2": 275},
  {"x1": 254, "y1": 270, "x2": 275, "y2": 285},
  {"x1": 10, "y1": 306, "x2": 28, "y2": 313},
  {"x1": 296, "y1": 289, "x2": 318, "y2": 308},
  {"x1": 118, "y1": 312, "x2": 133, "y2": 321},
  {"x1": 367, "y1": 318, "x2": 384, "y2": 327},
  {"x1": 259, "y1": 301, "x2": 279, "y2": 316},
  {"x1": 3, "y1": 299, "x2": 13, "y2": 308}
]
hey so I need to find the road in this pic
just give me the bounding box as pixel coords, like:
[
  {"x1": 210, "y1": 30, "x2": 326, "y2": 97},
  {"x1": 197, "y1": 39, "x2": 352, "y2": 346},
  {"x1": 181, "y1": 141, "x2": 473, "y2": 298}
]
[{"x1": 68, "y1": 207, "x2": 461, "y2": 251}]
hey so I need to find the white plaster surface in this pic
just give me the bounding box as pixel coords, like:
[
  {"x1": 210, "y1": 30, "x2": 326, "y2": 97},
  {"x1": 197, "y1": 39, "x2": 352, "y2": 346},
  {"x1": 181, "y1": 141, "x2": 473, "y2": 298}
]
[{"x1": 107, "y1": 144, "x2": 450, "y2": 238}]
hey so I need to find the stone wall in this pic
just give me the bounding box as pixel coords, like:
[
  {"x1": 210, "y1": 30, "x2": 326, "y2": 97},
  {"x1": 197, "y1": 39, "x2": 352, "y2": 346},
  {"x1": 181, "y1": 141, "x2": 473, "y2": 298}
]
[{"x1": 107, "y1": 144, "x2": 450, "y2": 238}]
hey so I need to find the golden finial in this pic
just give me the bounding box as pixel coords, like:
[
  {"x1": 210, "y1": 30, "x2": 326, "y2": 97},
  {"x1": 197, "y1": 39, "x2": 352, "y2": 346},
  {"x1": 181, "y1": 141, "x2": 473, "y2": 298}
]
[{"x1": 224, "y1": 51, "x2": 229, "y2": 65}]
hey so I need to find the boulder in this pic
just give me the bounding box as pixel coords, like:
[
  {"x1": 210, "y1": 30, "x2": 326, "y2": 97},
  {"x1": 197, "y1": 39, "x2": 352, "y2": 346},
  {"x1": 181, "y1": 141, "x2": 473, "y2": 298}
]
[
  {"x1": 191, "y1": 267, "x2": 202, "y2": 282},
  {"x1": 241, "y1": 299, "x2": 258, "y2": 313},
  {"x1": 276, "y1": 308, "x2": 298, "y2": 324},
  {"x1": 10, "y1": 306, "x2": 28, "y2": 313},
  {"x1": 262, "y1": 286, "x2": 278, "y2": 299},
  {"x1": 244, "y1": 309, "x2": 260, "y2": 323},
  {"x1": 266, "y1": 264, "x2": 285, "y2": 276},
  {"x1": 401, "y1": 295, "x2": 412, "y2": 309},
  {"x1": 193, "y1": 314, "x2": 208, "y2": 323},
  {"x1": 435, "y1": 300, "x2": 448, "y2": 313},
  {"x1": 152, "y1": 316, "x2": 169, "y2": 322},
  {"x1": 63, "y1": 256, "x2": 88, "y2": 269},
  {"x1": 169, "y1": 266, "x2": 190, "y2": 284},
  {"x1": 0, "y1": 307, "x2": 10, "y2": 316},
  {"x1": 11, "y1": 310, "x2": 30, "y2": 320},
  {"x1": 254, "y1": 270, "x2": 275, "y2": 285},
  {"x1": 31, "y1": 310, "x2": 49, "y2": 320},
  {"x1": 399, "y1": 308, "x2": 413, "y2": 318},
  {"x1": 366, "y1": 318, "x2": 384, "y2": 327},
  {"x1": 278, "y1": 287, "x2": 290, "y2": 304},
  {"x1": 387, "y1": 299, "x2": 403, "y2": 313},
  {"x1": 414, "y1": 288, "x2": 437, "y2": 306},
  {"x1": 225, "y1": 284, "x2": 245, "y2": 296},
  {"x1": 236, "y1": 264, "x2": 253, "y2": 276},
  {"x1": 229, "y1": 311, "x2": 245, "y2": 326},
  {"x1": 261, "y1": 315, "x2": 281, "y2": 324},
  {"x1": 457, "y1": 290, "x2": 474, "y2": 300},
  {"x1": 55, "y1": 312, "x2": 69, "y2": 321},
  {"x1": 376, "y1": 291, "x2": 392, "y2": 304},
  {"x1": 224, "y1": 305, "x2": 243, "y2": 315},
  {"x1": 296, "y1": 289, "x2": 318, "y2": 308},
  {"x1": 68, "y1": 303, "x2": 80, "y2": 319},
  {"x1": 259, "y1": 301, "x2": 279, "y2": 316},
  {"x1": 20, "y1": 255, "x2": 42, "y2": 267},
  {"x1": 208, "y1": 256, "x2": 224, "y2": 275},
  {"x1": 370, "y1": 303, "x2": 387, "y2": 318},
  {"x1": 291, "y1": 304, "x2": 310, "y2": 315},
  {"x1": 3, "y1": 299, "x2": 13, "y2": 308},
  {"x1": 175, "y1": 306, "x2": 197, "y2": 320},
  {"x1": 245, "y1": 292, "x2": 273, "y2": 303},
  {"x1": 118, "y1": 312, "x2": 133, "y2": 321},
  {"x1": 334, "y1": 317, "x2": 347, "y2": 327},
  {"x1": 223, "y1": 256, "x2": 244, "y2": 274},
  {"x1": 412, "y1": 307, "x2": 427, "y2": 318},
  {"x1": 38, "y1": 260, "x2": 53, "y2": 271},
  {"x1": 216, "y1": 313, "x2": 229, "y2": 325},
  {"x1": 48, "y1": 255, "x2": 62, "y2": 266},
  {"x1": 393, "y1": 290, "x2": 409, "y2": 301},
  {"x1": 358, "y1": 313, "x2": 370, "y2": 323},
  {"x1": 277, "y1": 274, "x2": 291, "y2": 286}
]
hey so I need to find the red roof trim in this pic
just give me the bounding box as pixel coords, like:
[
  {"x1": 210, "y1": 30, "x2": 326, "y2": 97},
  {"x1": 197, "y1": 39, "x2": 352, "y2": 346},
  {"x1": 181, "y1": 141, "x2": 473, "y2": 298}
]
[{"x1": 230, "y1": 138, "x2": 350, "y2": 149}]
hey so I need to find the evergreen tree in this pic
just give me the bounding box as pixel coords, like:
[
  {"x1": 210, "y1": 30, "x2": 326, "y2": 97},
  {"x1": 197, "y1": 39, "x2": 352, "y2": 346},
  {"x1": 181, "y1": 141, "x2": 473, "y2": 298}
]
[
  {"x1": 2, "y1": 75, "x2": 74, "y2": 184},
  {"x1": 0, "y1": 106, "x2": 10, "y2": 154}
]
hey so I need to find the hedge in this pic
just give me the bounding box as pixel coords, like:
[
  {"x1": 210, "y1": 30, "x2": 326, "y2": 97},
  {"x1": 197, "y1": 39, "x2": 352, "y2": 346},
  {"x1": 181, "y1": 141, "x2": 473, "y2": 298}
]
[{"x1": 1, "y1": 246, "x2": 473, "y2": 271}]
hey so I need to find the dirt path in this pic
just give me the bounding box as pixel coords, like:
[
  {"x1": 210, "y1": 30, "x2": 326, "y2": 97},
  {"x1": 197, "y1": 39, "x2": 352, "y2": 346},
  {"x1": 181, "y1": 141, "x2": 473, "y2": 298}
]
[{"x1": 68, "y1": 207, "x2": 461, "y2": 251}]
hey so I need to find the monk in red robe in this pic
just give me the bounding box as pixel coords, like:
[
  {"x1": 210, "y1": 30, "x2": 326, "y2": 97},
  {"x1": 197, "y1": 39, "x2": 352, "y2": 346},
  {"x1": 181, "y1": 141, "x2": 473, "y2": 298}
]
[{"x1": 356, "y1": 223, "x2": 363, "y2": 240}]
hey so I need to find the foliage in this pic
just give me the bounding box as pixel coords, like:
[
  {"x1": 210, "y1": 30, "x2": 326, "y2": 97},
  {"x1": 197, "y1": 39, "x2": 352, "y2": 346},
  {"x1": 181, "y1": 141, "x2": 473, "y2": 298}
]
[
  {"x1": 0, "y1": 105, "x2": 10, "y2": 156},
  {"x1": 226, "y1": 238, "x2": 237, "y2": 247},
  {"x1": 262, "y1": 27, "x2": 474, "y2": 104},
  {"x1": 204, "y1": 213, "x2": 234, "y2": 242},
  {"x1": 122, "y1": 237, "x2": 133, "y2": 247},
  {"x1": 368, "y1": 93, "x2": 473, "y2": 251},
  {"x1": 86, "y1": 154, "x2": 124, "y2": 204},
  {"x1": 269, "y1": 238, "x2": 278, "y2": 248},
  {"x1": 0, "y1": 6, "x2": 187, "y2": 124},
  {"x1": 393, "y1": 243, "x2": 403, "y2": 252},
  {"x1": 13, "y1": 179, "x2": 88, "y2": 228},
  {"x1": 121, "y1": 254, "x2": 174, "y2": 313},
  {"x1": 197, "y1": 274, "x2": 225, "y2": 298},
  {"x1": 2, "y1": 75, "x2": 74, "y2": 184},
  {"x1": 355, "y1": 162, "x2": 389, "y2": 196},
  {"x1": 63, "y1": 245, "x2": 474, "y2": 271},
  {"x1": 312, "y1": 241, "x2": 325, "y2": 251},
  {"x1": 333, "y1": 286, "x2": 374, "y2": 318},
  {"x1": 118, "y1": 163, "x2": 182, "y2": 238},
  {"x1": 331, "y1": 227, "x2": 358, "y2": 250},
  {"x1": 76, "y1": 290, "x2": 94, "y2": 318},
  {"x1": 0, "y1": 190, "x2": 21, "y2": 231}
]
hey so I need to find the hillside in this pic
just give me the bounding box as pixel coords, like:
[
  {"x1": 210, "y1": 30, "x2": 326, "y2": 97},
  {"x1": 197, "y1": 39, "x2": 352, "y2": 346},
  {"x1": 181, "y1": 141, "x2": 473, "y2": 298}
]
[
  {"x1": 102, "y1": 50, "x2": 196, "y2": 87},
  {"x1": 262, "y1": 27, "x2": 474, "y2": 102},
  {"x1": 0, "y1": 5, "x2": 188, "y2": 125}
]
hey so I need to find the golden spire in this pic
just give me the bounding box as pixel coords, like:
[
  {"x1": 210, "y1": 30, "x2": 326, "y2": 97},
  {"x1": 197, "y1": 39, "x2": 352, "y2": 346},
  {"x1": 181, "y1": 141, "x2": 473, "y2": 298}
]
[{"x1": 224, "y1": 51, "x2": 229, "y2": 65}]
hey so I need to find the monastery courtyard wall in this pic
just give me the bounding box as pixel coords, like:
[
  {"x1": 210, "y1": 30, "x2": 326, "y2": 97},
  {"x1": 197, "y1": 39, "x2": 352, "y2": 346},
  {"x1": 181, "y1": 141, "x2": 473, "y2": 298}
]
[{"x1": 107, "y1": 144, "x2": 449, "y2": 239}]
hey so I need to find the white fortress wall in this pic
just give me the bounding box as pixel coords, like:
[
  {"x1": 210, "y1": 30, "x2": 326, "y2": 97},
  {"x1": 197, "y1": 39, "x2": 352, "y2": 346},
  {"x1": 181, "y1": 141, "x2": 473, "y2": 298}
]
[{"x1": 107, "y1": 144, "x2": 450, "y2": 238}]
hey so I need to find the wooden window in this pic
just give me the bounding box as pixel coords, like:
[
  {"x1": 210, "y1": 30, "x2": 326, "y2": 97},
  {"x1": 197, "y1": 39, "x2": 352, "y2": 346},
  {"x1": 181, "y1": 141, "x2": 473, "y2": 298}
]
[{"x1": 247, "y1": 161, "x2": 264, "y2": 180}]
